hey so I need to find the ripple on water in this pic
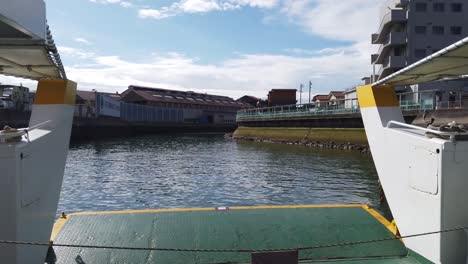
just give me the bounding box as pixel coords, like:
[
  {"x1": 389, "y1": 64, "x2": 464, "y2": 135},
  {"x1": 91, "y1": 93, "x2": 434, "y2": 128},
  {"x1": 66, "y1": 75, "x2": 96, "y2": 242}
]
[{"x1": 58, "y1": 134, "x2": 386, "y2": 216}]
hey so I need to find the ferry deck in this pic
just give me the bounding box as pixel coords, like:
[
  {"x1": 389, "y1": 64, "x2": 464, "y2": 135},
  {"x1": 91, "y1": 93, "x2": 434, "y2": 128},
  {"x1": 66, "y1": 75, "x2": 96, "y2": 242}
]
[{"x1": 49, "y1": 205, "x2": 431, "y2": 263}]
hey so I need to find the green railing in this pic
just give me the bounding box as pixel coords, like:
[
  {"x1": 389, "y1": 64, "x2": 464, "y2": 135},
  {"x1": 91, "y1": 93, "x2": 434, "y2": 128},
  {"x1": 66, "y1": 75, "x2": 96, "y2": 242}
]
[
  {"x1": 399, "y1": 99, "x2": 434, "y2": 111},
  {"x1": 236, "y1": 99, "x2": 434, "y2": 122}
]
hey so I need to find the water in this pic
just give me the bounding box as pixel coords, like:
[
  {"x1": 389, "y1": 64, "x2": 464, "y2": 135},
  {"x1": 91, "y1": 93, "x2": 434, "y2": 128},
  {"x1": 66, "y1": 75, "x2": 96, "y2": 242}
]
[{"x1": 58, "y1": 134, "x2": 386, "y2": 215}]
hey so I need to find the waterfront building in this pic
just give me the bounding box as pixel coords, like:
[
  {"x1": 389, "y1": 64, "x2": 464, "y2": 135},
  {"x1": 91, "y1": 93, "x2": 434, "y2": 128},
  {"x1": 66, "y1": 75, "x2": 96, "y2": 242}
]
[
  {"x1": 371, "y1": 0, "x2": 468, "y2": 102},
  {"x1": 312, "y1": 94, "x2": 330, "y2": 108},
  {"x1": 236, "y1": 95, "x2": 261, "y2": 108},
  {"x1": 0, "y1": 84, "x2": 30, "y2": 111},
  {"x1": 75, "y1": 90, "x2": 122, "y2": 118},
  {"x1": 267, "y1": 89, "x2": 297, "y2": 106},
  {"x1": 121, "y1": 85, "x2": 247, "y2": 125},
  {"x1": 312, "y1": 91, "x2": 346, "y2": 108},
  {"x1": 344, "y1": 88, "x2": 358, "y2": 109},
  {"x1": 328, "y1": 91, "x2": 345, "y2": 106}
]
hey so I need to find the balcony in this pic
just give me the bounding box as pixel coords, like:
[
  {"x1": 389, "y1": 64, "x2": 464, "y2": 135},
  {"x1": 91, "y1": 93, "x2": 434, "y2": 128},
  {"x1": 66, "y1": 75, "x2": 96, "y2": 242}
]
[
  {"x1": 371, "y1": 32, "x2": 407, "y2": 64},
  {"x1": 372, "y1": 9, "x2": 407, "y2": 44},
  {"x1": 397, "y1": 0, "x2": 409, "y2": 7},
  {"x1": 377, "y1": 55, "x2": 406, "y2": 80}
]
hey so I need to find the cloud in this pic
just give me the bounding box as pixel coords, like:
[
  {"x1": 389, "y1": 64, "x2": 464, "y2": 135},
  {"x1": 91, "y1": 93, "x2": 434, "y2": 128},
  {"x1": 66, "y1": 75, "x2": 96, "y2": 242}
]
[
  {"x1": 120, "y1": 1, "x2": 132, "y2": 7},
  {"x1": 1, "y1": 0, "x2": 386, "y2": 99},
  {"x1": 138, "y1": 0, "x2": 278, "y2": 19},
  {"x1": 281, "y1": 0, "x2": 382, "y2": 43},
  {"x1": 74, "y1": 37, "x2": 92, "y2": 45},
  {"x1": 89, "y1": 0, "x2": 132, "y2": 7},
  {"x1": 0, "y1": 76, "x2": 37, "y2": 91},
  {"x1": 58, "y1": 46, "x2": 95, "y2": 59},
  {"x1": 52, "y1": 44, "x2": 369, "y2": 99}
]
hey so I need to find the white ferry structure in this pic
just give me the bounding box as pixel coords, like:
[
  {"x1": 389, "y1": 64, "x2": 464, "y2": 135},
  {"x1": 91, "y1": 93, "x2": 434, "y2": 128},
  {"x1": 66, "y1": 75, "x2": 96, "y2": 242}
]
[{"x1": 0, "y1": 1, "x2": 468, "y2": 263}]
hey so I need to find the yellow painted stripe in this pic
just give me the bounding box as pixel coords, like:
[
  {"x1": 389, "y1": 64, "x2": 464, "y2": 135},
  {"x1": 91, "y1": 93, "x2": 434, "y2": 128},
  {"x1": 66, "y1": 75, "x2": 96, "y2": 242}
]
[
  {"x1": 34, "y1": 79, "x2": 77, "y2": 106},
  {"x1": 362, "y1": 205, "x2": 399, "y2": 236},
  {"x1": 61, "y1": 204, "x2": 365, "y2": 217},
  {"x1": 357, "y1": 85, "x2": 399, "y2": 108},
  {"x1": 51, "y1": 204, "x2": 394, "y2": 240},
  {"x1": 50, "y1": 216, "x2": 68, "y2": 241}
]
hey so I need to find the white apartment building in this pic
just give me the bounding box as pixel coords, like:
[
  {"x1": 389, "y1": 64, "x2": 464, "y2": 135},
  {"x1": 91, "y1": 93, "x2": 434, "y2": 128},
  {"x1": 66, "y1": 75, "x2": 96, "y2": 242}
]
[{"x1": 372, "y1": 0, "x2": 468, "y2": 102}]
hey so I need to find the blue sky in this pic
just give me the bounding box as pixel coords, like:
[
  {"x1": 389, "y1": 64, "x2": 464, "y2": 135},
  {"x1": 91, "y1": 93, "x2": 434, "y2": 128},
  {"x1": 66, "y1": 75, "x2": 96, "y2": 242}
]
[{"x1": 4, "y1": 0, "x2": 385, "y2": 99}]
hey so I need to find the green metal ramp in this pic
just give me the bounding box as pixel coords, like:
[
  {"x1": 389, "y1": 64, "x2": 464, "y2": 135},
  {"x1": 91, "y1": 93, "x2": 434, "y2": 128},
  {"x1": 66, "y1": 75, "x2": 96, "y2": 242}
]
[{"x1": 50, "y1": 205, "x2": 432, "y2": 263}]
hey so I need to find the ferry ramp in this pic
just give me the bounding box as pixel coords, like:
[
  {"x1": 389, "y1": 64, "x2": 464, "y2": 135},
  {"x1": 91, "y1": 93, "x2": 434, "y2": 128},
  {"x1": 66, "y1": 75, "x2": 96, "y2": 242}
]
[{"x1": 48, "y1": 205, "x2": 432, "y2": 263}]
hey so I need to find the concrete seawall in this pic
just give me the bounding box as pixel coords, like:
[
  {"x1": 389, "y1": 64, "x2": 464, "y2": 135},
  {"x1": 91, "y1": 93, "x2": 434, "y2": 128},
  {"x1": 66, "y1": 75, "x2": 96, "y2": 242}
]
[
  {"x1": 232, "y1": 126, "x2": 369, "y2": 152},
  {"x1": 0, "y1": 110, "x2": 236, "y2": 141}
]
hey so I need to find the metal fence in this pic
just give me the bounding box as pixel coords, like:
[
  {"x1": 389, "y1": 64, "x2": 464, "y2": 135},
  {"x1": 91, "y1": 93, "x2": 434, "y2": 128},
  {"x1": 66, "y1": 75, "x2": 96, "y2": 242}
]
[
  {"x1": 399, "y1": 99, "x2": 434, "y2": 111},
  {"x1": 435, "y1": 100, "x2": 468, "y2": 110},
  {"x1": 237, "y1": 97, "x2": 435, "y2": 122},
  {"x1": 121, "y1": 102, "x2": 184, "y2": 123}
]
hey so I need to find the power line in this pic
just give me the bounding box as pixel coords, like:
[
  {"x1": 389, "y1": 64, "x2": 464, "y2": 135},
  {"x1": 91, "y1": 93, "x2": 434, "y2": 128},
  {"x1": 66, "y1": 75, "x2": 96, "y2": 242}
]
[{"x1": 0, "y1": 226, "x2": 466, "y2": 253}]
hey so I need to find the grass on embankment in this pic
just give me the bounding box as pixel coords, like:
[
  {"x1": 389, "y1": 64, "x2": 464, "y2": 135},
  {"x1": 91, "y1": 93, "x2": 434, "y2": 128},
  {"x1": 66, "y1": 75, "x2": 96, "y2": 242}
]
[{"x1": 233, "y1": 127, "x2": 368, "y2": 145}]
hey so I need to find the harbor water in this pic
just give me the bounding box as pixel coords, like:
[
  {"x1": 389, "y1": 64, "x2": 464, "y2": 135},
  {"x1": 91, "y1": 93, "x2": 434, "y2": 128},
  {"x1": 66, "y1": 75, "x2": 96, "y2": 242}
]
[{"x1": 58, "y1": 134, "x2": 387, "y2": 216}]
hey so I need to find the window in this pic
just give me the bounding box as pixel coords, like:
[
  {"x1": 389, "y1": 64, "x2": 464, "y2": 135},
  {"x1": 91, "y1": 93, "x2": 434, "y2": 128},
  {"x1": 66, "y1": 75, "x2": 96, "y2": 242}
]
[
  {"x1": 433, "y1": 3, "x2": 445, "y2": 12},
  {"x1": 450, "y1": 26, "x2": 462, "y2": 35},
  {"x1": 415, "y1": 26, "x2": 427, "y2": 34},
  {"x1": 415, "y1": 49, "x2": 427, "y2": 58},
  {"x1": 451, "y1": 3, "x2": 463, "y2": 12},
  {"x1": 432, "y1": 26, "x2": 444, "y2": 35},
  {"x1": 394, "y1": 46, "x2": 405, "y2": 56},
  {"x1": 415, "y1": 2, "x2": 427, "y2": 11}
]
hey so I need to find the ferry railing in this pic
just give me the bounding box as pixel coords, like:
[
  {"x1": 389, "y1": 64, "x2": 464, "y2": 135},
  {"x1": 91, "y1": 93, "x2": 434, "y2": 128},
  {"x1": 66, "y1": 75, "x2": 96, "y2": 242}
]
[{"x1": 386, "y1": 121, "x2": 468, "y2": 142}]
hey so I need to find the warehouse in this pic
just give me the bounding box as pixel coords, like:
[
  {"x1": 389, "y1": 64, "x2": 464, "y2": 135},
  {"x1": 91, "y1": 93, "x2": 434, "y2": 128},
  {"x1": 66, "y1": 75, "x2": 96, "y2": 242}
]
[{"x1": 120, "y1": 85, "x2": 248, "y2": 125}]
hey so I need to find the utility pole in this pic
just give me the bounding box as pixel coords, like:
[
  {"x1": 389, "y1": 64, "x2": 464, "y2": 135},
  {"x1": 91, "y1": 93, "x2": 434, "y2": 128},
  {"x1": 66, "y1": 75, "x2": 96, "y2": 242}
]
[
  {"x1": 299, "y1": 84, "x2": 303, "y2": 105},
  {"x1": 308, "y1": 81, "x2": 312, "y2": 104}
]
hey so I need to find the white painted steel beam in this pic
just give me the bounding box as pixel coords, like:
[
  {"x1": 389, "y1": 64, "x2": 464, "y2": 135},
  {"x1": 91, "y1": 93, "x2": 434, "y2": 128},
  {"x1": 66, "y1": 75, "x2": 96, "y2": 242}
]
[{"x1": 0, "y1": 0, "x2": 66, "y2": 80}]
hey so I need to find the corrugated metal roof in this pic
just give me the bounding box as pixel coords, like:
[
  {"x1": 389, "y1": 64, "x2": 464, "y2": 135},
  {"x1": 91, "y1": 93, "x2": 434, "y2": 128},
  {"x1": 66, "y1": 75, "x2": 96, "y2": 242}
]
[
  {"x1": 76, "y1": 90, "x2": 96, "y2": 102},
  {"x1": 313, "y1": 95, "x2": 329, "y2": 101},
  {"x1": 124, "y1": 86, "x2": 249, "y2": 108}
]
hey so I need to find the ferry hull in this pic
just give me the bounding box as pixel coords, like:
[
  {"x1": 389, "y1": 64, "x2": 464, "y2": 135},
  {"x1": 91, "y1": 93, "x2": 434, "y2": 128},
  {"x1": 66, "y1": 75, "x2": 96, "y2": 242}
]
[
  {"x1": 358, "y1": 84, "x2": 468, "y2": 264},
  {"x1": 0, "y1": 80, "x2": 76, "y2": 263}
]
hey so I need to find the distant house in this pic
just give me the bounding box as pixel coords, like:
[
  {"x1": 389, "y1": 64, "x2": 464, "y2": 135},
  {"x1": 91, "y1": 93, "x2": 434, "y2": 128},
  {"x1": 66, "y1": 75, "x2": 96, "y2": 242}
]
[
  {"x1": 236, "y1": 95, "x2": 261, "y2": 108},
  {"x1": 267, "y1": 89, "x2": 297, "y2": 106},
  {"x1": 361, "y1": 77, "x2": 372, "y2": 85},
  {"x1": 0, "y1": 84, "x2": 30, "y2": 111},
  {"x1": 344, "y1": 88, "x2": 358, "y2": 109},
  {"x1": 313, "y1": 91, "x2": 346, "y2": 108},
  {"x1": 75, "y1": 90, "x2": 97, "y2": 118},
  {"x1": 328, "y1": 91, "x2": 345, "y2": 106},
  {"x1": 312, "y1": 94, "x2": 329, "y2": 108}
]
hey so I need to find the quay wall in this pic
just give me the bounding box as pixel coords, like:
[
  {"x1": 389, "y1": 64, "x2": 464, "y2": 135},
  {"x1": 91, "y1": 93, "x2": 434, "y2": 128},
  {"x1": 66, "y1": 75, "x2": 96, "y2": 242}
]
[
  {"x1": 233, "y1": 127, "x2": 368, "y2": 147},
  {"x1": 0, "y1": 110, "x2": 236, "y2": 141},
  {"x1": 237, "y1": 111, "x2": 419, "y2": 128}
]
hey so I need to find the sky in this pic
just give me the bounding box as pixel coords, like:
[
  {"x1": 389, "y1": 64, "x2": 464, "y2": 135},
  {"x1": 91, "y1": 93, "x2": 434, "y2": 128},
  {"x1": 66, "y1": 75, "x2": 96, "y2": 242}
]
[{"x1": 2, "y1": 0, "x2": 386, "y2": 99}]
